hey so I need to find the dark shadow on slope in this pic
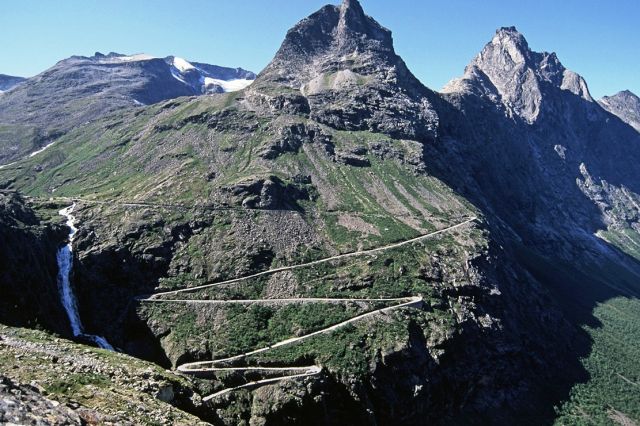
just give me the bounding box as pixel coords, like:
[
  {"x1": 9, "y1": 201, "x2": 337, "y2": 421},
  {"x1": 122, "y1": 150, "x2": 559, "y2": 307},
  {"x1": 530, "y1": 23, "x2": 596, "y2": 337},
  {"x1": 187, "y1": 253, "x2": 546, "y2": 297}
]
[
  {"x1": 0, "y1": 193, "x2": 71, "y2": 336},
  {"x1": 418, "y1": 89, "x2": 640, "y2": 424}
]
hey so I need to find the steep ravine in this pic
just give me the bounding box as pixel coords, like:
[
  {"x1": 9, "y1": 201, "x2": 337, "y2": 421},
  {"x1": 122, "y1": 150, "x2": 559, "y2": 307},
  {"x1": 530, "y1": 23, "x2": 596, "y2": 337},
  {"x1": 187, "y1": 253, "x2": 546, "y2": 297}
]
[{"x1": 0, "y1": 192, "x2": 69, "y2": 334}]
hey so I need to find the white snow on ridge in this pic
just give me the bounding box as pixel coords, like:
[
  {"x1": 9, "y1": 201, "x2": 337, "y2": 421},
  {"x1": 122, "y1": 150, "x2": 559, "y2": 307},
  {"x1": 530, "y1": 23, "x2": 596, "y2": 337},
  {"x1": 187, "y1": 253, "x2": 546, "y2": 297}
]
[
  {"x1": 203, "y1": 77, "x2": 254, "y2": 93},
  {"x1": 105, "y1": 53, "x2": 157, "y2": 63},
  {"x1": 172, "y1": 57, "x2": 195, "y2": 73}
]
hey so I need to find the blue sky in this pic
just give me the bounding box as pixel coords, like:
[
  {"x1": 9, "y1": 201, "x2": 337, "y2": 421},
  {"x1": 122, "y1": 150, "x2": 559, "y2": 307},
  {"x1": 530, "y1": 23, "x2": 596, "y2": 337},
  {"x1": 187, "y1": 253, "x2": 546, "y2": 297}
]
[{"x1": 1, "y1": 0, "x2": 638, "y2": 98}]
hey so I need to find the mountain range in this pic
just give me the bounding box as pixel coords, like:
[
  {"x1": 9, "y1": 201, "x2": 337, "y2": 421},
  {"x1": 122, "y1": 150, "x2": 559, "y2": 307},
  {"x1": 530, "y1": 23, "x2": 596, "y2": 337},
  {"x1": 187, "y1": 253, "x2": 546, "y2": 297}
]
[
  {"x1": 0, "y1": 1, "x2": 639, "y2": 425},
  {"x1": 0, "y1": 52, "x2": 255, "y2": 165}
]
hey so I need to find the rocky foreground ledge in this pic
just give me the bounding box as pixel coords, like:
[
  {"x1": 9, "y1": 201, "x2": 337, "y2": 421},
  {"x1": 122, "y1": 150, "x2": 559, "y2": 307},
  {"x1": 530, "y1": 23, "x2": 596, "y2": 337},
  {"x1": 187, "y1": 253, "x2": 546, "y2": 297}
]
[{"x1": 0, "y1": 325, "x2": 206, "y2": 425}]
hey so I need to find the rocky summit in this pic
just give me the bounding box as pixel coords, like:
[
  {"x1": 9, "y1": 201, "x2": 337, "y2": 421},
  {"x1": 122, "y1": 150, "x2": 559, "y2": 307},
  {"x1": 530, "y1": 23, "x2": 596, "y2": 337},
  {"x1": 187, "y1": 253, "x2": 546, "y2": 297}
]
[
  {"x1": 252, "y1": 0, "x2": 439, "y2": 141},
  {"x1": 443, "y1": 26, "x2": 593, "y2": 123},
  {"x1": 599, "y1": 89, "x2": 640, "y2": 132},
  {"x1": 0, "y1": 0, "x2": 639, "y2": 425}
]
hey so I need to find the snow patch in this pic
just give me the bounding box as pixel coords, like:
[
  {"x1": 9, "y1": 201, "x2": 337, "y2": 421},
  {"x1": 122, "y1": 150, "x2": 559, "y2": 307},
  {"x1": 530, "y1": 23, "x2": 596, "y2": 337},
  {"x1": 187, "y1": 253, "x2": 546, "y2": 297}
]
[
  {"x1": 107, "y1": 53, "x2": 157, "y2": 63},
  {"x1": 170, "y1": 67, "x2": 189, "y2": 85},
  {"x1": 172, "y1": 57, "x2": 195, "y2": 73},
  {"x1": 28, "y1": 141, "x2": 57, "y2": 158},
  {"x1": 203, "y1": 77, "x2": 253, "y2": 92}
]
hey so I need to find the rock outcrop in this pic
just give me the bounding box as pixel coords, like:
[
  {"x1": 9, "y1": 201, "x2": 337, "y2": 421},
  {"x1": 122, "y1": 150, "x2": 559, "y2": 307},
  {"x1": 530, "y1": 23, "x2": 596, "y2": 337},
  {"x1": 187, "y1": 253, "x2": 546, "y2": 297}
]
[{"x1": 0, "y1": 192, "x2": 69, "y2": 335}]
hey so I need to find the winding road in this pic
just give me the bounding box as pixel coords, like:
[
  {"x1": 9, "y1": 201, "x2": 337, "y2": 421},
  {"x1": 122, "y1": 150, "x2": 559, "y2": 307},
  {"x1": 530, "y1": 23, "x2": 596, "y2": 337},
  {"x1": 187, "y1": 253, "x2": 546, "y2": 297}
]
[
  {"x1": 0, "y1": 188, "x2": 478, "y2": 400},
  {"x1": 139, "y1": 216, "x2": 477, "y2": 401},
  {"x1": 148, "y1": 217, "x2": 477, "y2": 299}
]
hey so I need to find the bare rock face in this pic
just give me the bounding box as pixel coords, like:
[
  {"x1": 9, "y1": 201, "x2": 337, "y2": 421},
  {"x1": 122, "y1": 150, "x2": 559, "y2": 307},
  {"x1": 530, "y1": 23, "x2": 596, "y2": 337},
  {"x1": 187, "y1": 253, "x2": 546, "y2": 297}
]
[
  {"x1": 599, "y1": 90, "x2": 640, "y2": 132},
  {"x1": 249, "y1": 0, "x2": 439, "y2": 140},
  {"x1": 443, "y1": 26, "x2": 593, "y2": 123},
  {"x1": 0, "y1": 192, "x2": 69, "y2": 335},
  {"x1": 437, "y1": 26, "x2": 640, "y2": 244}
]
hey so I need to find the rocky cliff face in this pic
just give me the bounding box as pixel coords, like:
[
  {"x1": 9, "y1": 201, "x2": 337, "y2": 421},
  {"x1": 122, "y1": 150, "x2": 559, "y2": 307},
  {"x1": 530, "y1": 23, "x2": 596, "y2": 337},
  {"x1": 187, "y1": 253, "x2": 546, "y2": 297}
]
[
  {"x1": 599, "y1": 90, "x2": 640, "y2": 132},
  {"x1": 0, "y1": 192, "x2": 70, "y2": 334}
]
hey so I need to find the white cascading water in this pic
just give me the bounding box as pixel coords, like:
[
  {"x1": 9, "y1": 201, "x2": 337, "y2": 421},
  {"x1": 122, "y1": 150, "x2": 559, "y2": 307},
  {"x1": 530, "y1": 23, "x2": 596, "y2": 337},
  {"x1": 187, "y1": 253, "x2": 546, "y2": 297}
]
[{"x1": 57, "y1": 204, "x2": 114, "y2": 350}]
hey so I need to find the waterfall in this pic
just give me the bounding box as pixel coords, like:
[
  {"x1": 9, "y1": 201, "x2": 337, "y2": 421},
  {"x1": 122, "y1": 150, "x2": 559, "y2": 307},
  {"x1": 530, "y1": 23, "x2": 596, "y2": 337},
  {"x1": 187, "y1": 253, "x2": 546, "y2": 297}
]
[{"x1": 57, "y1": 204, "x2": 114, "y2": 351}]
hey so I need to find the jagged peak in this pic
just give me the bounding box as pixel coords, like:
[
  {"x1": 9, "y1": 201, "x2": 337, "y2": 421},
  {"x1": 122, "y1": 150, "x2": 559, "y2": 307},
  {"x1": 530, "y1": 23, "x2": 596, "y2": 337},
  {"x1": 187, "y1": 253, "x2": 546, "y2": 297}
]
[
  {"x1": 444, "y1": 26, "x2": 594, "y2": 122},
  {"x1": 255, "y1": 0, "x2": 403, "y2": 89},
  {"x1": 474, "y1": 26, "x2": 538, "y2": 72},
  {"x1": 251, "y1": 0, "x2": 439, "y2": 141},
  {"x1": 341, "y1": 0, "x2": 365, "y2": 18}
]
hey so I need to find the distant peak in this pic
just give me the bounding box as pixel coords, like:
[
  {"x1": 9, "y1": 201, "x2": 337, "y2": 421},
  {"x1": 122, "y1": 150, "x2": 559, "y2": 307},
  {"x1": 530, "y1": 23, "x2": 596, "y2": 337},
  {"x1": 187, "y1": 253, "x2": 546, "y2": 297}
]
[
  {"x1": 601, "y1": 89, "x2": 639, "y2": 102},
  {"x1": 445, "y1": 26, "x2": 594, "y2": 122},
  {"x1": 599, "y1": 89, "x2": 640, "y2": 131},
  {"x1": 618, "y1": 89, "x2": 638, "y2": 98},
  {"x1": 602, "y1": 89, "x2": 638, "y2": 99}
]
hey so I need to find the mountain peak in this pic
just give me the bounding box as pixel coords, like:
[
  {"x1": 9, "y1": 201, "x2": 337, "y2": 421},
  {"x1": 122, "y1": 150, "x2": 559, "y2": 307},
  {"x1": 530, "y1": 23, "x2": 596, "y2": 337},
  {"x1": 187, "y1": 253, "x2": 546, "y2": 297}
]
[
  {"x1": 255, "y1": 0, "x2": 400, "y2": 89},
  {"x1": 607, "y1": 89, "x2": 638, "y2": 100},
  {"x1": 479, "y1": 26, "x2": 535, "y2": 72},
  {"x1": 599, "y1": 90, "x2": 640, "y2": 132},
  {"x1": 341, "y1": 0, "x2": 364, "y2": 16},
  {"x1": 251, "y1": 0, "x2": 439, "y2": 140},
  {"x1": 443, "y1": 26, "x2": 593, "y2": 123}
]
